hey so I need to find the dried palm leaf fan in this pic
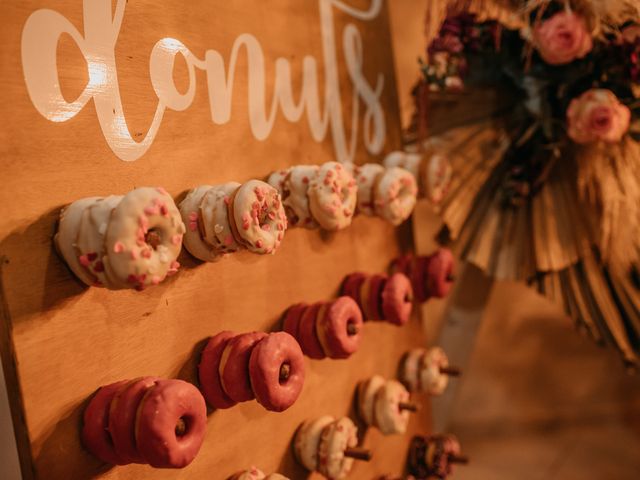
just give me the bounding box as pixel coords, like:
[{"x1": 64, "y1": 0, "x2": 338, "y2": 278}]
[{"x1": 411, "y1": 0, "x2": 640, "y2": 368}]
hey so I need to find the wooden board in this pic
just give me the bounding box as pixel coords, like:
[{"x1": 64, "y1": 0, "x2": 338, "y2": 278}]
[{"x1": 0, "y1": 1, "x2": 432, "y2": 479}]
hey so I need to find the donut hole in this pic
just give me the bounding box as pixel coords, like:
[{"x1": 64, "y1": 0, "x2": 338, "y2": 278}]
[
  {"x1": 145, "y1": 228, "x2": 162, "y2": 250},
  {"x1": 346, "y1": 320, "x2": 359, "y2": 336},
  {"x1": 174, "y1": 416, "x2": 190, "y2": 438},
  {"x1": 279, "y1": 363, "x2": 291, "y2": 384}
]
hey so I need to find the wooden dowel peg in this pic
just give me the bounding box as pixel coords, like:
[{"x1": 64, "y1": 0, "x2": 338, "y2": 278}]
[
  {"x1": 399, "y1": 402, "x2": 419, "y2": 412},
  {"x1": 344, "y1": 447, "x2": 372, "y2": 461},
  {"x1": 439, "y1": 366, "x2": 461, "y2": 377},
  {"x1": 448, "y1": 454, "x2": 469, "y2": 465}
]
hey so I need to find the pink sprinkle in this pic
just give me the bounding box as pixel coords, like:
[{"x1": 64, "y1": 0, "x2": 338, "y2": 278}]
[
  {"x1": 78, "y1": 255, "x2": 91, "y2": 267},
  {"x1": 141, "y1": 249, "x2": 152, "y2": 259},
  {"x1": 261, "y1": 224, "x2": 271, "y2": 231},
  {"x1": 171, "y1": 234, "x2": 182, "y2": 246},
  {"x1": 160, "y1": 204, "x2": 169, "y2": 217},
  {"x1": 268, "y1": 211, "x2": 276, "y2": 220},
  {"x1": 277, "y1": 233, "x2": 283, "y2": 241},
  {"x1": 144, "y1": 205, "x2": 159, "y2": 216},
  {"x1": 130, "y1": 250, "x2": 139, "y2": 260},
  {"x1": 170, "y1": 261, "x2": 180, "y2": 270},
  {"x1": 255, "y1": 240, "x2": 263, "y2": 249},
  {"x1": 224, "y1": 196, "x2": 230, "y2": 205},
  {"x1": 277, "y1": 223, "x2": 284, "y2": 231},
  {"x1": 224, "y1": 235, "x2": 234, "y2": 246},
  {"x1": 93, "y1": 261, "x2": 105, "y2": 273},
  {"x1": 344, "y1": 209, "x2": 352, "y2": 217},
  {"x1": 189, "y1": 221, "x2": 198, "y2": 232},
  {"x1": 326, "y1": 170, "x2": 334, "y2": 177},
  {"x1": 156, "y1": 187, "x2": 169, "y2": 196},
  {"x1": 324, "y1": 178, "x2": 331, "y2": 186},
  {"x1": 188, "y1": 211, "x2": 198, "y2": 222},
  {"x1": 242, "y1": 222, "x2": 250, "y2": 231},
  {"x1": 138, "y1": 215, "x2": 149, "y2": 232},
  {"x1": 151, "y1": 276, "x2": 162, "y2": 285},
  {"x1": 302, "y1": 176, "x2": 309, "y2": 184},
  {"x1": 87, "y1": 252, "x2": 98, "y2": 262},
  {"x1": 113, "y1": 241, "x2": 125, "y2": 253},
  {"x1": 242, "y1": 212, "x2": 251, "y2": 223}
]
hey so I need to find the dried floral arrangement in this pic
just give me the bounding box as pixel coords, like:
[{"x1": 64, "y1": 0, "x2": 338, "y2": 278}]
[{"x1": 412, "y1": 0, "x2": 640, "y2": 368}]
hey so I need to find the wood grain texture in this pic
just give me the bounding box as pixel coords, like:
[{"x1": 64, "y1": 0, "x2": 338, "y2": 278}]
[{"x1": 0, "y1": 0, "x2": 431, "y2": 478}]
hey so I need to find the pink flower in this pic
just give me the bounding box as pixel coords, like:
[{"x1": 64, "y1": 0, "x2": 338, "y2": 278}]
[
  {"x1": 533, "y1": 11, "x2": 593, "y2": 65},
  {"x1": 567, "y1": 89, "x2": 631, "y2": 144}
]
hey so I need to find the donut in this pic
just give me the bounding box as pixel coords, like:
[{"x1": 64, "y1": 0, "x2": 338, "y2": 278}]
[
  {"x1": 356, "y1": 375, "x2": 385, "y2": 426},
  {"x1": 81, "y1": 380, "x2": 129, "y2": 465},
  {"x1": 55, "y1": 196, "x2": 104, "y2": 286},
  {"x1": 228, "y1": 467, "x2": 266, "y2": 480},
  {"x1": 219, "y1": 332, "x2": 268, "y2": 402},
  {"x1": 399, "y1": 349, "x2": 425, "y2": 392},
  {"x1": 373, "y1": 380, "x2": 411, "y2": 435},
  {"x1": 422, "y1": 153, "x2": 453, "y2": 205},
  {"x1": 408, "y1": 435, "x2": 429, "y2": 478},
  {"x1": 228, "y1": 180, "x2": 286, "y2": 254},
  {"x1": 389, "y1": 254, "x2": 412, "y2": 276},
  {"x1": 425, "y1": 435, "x2": 462, "y2": 479},
  {"x1": 340, "y1": 272, "x2": 367, "y2": 304},
  {"x1": 359, "y1": 274, "x2": 386, "y2": 321},
  {"x1": 103, "y1": 187, "x2": 184, "y2": 290},
  {"x1": 200, "y1": 182, "x2": 243, "y2": 254},
  {"x1": 108, "y1": 376, "x2": 159, "y2": 464},
  {"x1": 249, "y1": 332, "x2": 305, "y2": 412},
  {"x1": 315, "y1": 297, "x2": 363, "y2": 359},
  {"x1": 267, "y1": 169, "x2": 289, "y2": 192},
  {"x1": 381, "y1": 273, "x2": 413, "y2": 326},
  {"x1": 317, "y1": 417, "x2": 358, "y2": 480},
  {"x1": 352, "y1": 163, "x2": 385, "y2": 216},
  {"x1": 198, "y1": 331, "x2": 238, "y2": 409},
  {"x1": 308, "y1": 162, "x2": 357, "y2": 231},
  {"x1": 383, "y1": 151, "x2": 422, "y2": 182},
  {"x1": 273, "y1": 165, "x2": 319, "y2": 228},
  {"x1": 296, "y1": 303, "x2": 326, "y2": 360},
  {"x1": 293, "y1": 415, "x2": 335, "y2": 471},
  {"x1": 282, "y1": 303, "x2": 307, "y2": 339},
  {"x1": 179, "y1": 185, "x2": 219, "y2": 261},
  {"x1": 373, "y1": 167, "x2": 418, "y2": 226},
  {"x1": 419, "y1": 347, "x2": 450, "y2": 396},
  {"x1": 426, "y1": 249, "x2": 455, "y2": 298},
  {"x1": 135, "y1": 379, "x2": 207, "y2": 468}
]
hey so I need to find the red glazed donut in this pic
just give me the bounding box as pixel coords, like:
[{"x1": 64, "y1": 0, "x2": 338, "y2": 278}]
[
  {"x1": 297, "y1": 303, "x2": 326, "y2": 360},
  {"x1": 219, "y1": 332, "x2": 268, "y2": 402},
  {"x1": 426, "y1": 249, "x2": 455, "y2": 298},
  {"x1": 135, "y1": 379, "x2": 207, "y2": 468},
  {"x1": 81, "y1": 380, "x2": 129, "y2": 465},
  {"x1": 381, "y1": 273, "x2": 413, "y2": 326},
  {"x1": 360, "y1": 274, "x2": 386, "y2": 321},
  {"x1": 108, "y1": 376, "x2": 159, "y2": 464},
  {"x1": 198, "y1": 331, "x2": 238, "y2": 409},
  {"x1": 316, "y1": 297, "x2": 363, "y2": 359},
  {"x1": 249, "y1": 332, "x2": 305, "y2": 412},
  {"x1": 282, "y1": 303, "x2": 307, "y2": 339}
]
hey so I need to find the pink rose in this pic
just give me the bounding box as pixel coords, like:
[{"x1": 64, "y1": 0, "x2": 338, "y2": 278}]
[
  {"x1": 567, "y1": 89, "x2": 631, "y2": 144},
  {"x1": 533, "y1": 11, "x2": 593, "y2": 65}
]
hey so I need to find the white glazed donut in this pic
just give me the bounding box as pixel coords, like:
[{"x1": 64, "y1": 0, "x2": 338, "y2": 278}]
[
  {"x1": 356, "y1": 375, "x2": 385, "y2": 427},
  {"x1": 419, "y1": 347, "x2": 449, "y2": 396},
  {"x1": 400, "y1": 349, "x2": 425, "y2": 392},
  {"x1": 383, "y1": 151, "x2": 422, "y2": 181},
  {"x1": 55, "y1": 196, "x2": 104, "y2": 286},
  {"x1": 317, "y1": 417, "x2": 358, "y2": 480},
  {"x1": 103, "y1": 187, "x2": 185, "y2": 290},
  {"x1": 283, "y1": 165, "x2": 319, "y2": 228},
  {"x1": 228, "y1": 467, "x2": 266, "y2": 480},
  {"x1": 179, "y1": 185, "x2": 219, "y2": 262},
  {"x1": 229, "y1": 180, "x2": 287, "y2": 254},
  {"x1": 423, "y1": 154, "x2": 452, "y2": 205},
  {"x1": 267, "y1": 169, "x2": 289, "y2": 192},
  {"x1": 352, "y1": 163, "x2": 384, "y2": 216},
  {"x1": 293, "y1": 415, "x2": 335, "y2": 471},
  {"x1": 373, "y1": 167, "x2": 418, "y2": 226},
  {"x1": 200, "y1": 182, "x2": 242, "y2": 254},
  {"x1": 308, "y1": 162, "x2": 357, "y2": 231},
  {"x1": 373, "y1": 380, "x2": 411, "y2": 435}
]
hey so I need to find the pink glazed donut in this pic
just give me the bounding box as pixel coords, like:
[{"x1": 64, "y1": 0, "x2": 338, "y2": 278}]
[
  {"x1": 426, "y1": 249, "x2": 455, "y2": 298},
  {"x1": 219, "y1": 332, "x2": 268, "y2": 402},
  {"x1": 360, "y1": 274, "x2": 386, "y2": 321},
  {"x1": 340, "y1": 272, "x2": 367, "y2": 305},
  {"x1": 135, "y1": 379, "x2": 207, "y2": 469},
  {"x1": 108, "y1": 376, "x2": 159, "y2": 464},
  {"x1": 198, "y1": 331, "x2": 238, "y2": 409},
  {"x1": 229, "y1": 180, "x2": 287, "y2": 254},
  {"x1": 315, "y1": 297, "x2": 363, "y2": 359},
  {"x1": 81, "y1": 380, "x2": 129, "y2": 465},
  {"x1": 381, "y1": 273, "x2": 413, "y2": 326},
  {"x1": 297, "y1": 303, "x2": 327, "y2": 360},
  {"x1": 249, "y1": 332, "x2": 305, "y2": 412},
  {"x1": 282, "y1": 303, "x2": 307, "y2": 339}
]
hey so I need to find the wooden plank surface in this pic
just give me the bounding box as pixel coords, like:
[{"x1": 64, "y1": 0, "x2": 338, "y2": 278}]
[{"x1": 0, "y1": 0, "x2": 432, "y2": 478}]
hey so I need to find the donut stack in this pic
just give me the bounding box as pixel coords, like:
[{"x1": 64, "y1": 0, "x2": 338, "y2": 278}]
[
  {"x1": 347, "y1": 163, "x2": 418, "y2": 225},
  {"x1": 180, "y1": 179, "x2": 287, "y2": 261},
  {"x1": 391, "y1": 249, "x2": 455, "y2": 303},
  {"x1": 384, "y1": 150, "x2": 453, "y2": 205},
  {"x1": 400, "y1": 347, "x2": 460, "y2": 396},
  {"x1": 268, "y1": 161, "x2": 358, "y2": 231},
  {"x1": 55, "y1": 187, "x2": 185, "y2": 290},
  {"x1": 198, "y1": 331, "x2": 304, "y2": 412},
  {"x1": 81, "y1": 378, "x2": 207, "y2": 468},
  {"x1": 282, "y1": 297, "x2": 363, "y2": 360},
  {"x1": 341, "y1": 272, "x2": 414, "y2": 325},
  {"x1": 228, "y1": 468, "x2": 290, "y2": 480},
  {"x1": 356, "y1": 376, "x2": 416, "y2": 435},
  {"x1": 408, "y1": 434, "x2": 468, "y2": 479},
  {"x1": 293, "y1": 416, "x2": 371, "y2": 480}
]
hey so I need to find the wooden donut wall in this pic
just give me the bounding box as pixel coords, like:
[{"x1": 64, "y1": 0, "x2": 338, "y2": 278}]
[{"x1": 0, "y1": 1, "x2": 432, "y2": 478}]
